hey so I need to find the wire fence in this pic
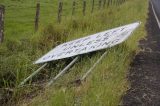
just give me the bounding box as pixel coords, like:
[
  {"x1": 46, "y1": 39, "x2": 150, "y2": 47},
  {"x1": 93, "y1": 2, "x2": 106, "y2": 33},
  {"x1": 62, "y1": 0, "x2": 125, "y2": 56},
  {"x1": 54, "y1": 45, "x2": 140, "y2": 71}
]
[{"x1": 0, "y1": 0, "x2": 126, "y2": 43}]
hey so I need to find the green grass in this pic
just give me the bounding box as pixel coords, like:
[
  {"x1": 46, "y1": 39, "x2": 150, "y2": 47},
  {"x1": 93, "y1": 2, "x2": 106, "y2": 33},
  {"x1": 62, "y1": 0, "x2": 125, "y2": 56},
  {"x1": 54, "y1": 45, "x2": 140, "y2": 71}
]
[
  {"x1": 0, "y1": 0, "x2": 57, "y2": 39},
  {"x1": 0, "y1": 0, "x2": 103, "y2": 40},
  {"x1": 0, "y1": 0, "x2": 148, "y2": 105}
]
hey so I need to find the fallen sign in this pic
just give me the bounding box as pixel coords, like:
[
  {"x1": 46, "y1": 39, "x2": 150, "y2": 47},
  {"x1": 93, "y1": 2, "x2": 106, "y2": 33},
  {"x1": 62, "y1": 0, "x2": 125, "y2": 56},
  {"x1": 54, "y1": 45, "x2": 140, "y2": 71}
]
[{"x1": 34, "y1": 22, "x2": 141, "y2": 64}]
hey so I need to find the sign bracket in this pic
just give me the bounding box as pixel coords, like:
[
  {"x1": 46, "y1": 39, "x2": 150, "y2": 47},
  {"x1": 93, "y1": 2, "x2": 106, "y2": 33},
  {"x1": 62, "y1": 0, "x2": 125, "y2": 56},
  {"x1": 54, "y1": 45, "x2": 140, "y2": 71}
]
[
  {"x1": 81, "y1": 51, "x2": 108, "y2": 81},
  {"x1": 19, "y1": 63, "x2": 48, "y2": 87},
  {"x1": 46, "y1": 56, "x2": 79, "y2": 87}
]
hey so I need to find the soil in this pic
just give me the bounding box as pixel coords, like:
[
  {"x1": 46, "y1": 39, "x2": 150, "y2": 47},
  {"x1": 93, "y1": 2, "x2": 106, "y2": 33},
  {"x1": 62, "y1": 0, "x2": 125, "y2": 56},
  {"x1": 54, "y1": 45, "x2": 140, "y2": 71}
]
[{"x1": 122, "y1": 3, "x2": 160, "y2": 106}]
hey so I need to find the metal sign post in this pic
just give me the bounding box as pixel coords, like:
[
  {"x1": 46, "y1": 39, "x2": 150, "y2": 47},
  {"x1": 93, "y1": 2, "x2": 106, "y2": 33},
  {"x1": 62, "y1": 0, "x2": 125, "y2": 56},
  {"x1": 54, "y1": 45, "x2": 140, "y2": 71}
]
[
  {"x1": 46, "y1": 57, "x2": 79, "y2": 87},
  {"x1": 81, "y1": 51, "x2": 108, "y2": 81},
  {"x1": 19, "y1": 63, "x2": 48, "y2": 87}
]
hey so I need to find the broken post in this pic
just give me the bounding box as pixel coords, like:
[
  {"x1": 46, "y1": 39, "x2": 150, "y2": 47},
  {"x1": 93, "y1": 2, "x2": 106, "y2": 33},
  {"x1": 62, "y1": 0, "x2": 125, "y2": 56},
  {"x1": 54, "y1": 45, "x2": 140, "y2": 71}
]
[
  {"x1": 46, "y1": 57, "x2": 79, "y2": 87},
  {"x1": 35, "y1": 3, "x2": 40, "y2": 32},
  {"x1": 0, "y1": 5, "x2": 5, "y2": 43}
]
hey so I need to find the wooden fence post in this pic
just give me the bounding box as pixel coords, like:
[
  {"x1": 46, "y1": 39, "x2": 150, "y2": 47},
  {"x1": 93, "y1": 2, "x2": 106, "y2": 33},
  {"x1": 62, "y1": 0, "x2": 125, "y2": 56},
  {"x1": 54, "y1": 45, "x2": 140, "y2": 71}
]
[
  {"x1": 98, "y1": 0, "x2": 102, "y2": 9},
  {"x1": 107, "y1": 0, "x2": 110, "y2": 6},
  {"x1": 112, "y1": 0, "x2": 114, "y2": 5},
  {"x1": 117, "y1": 0, "x2": 119, "y2": 4},
  {"x1": 119, "y1": 0, "x2": 122, "y2": 4},
  {"x1": 0, "y1": 5, "x2": 5, "y2": 43},
  {"x1": 117, "y1": 0, "x2": 120, "y2": 5},
  {"x1": 119, "y1": 0, "x2": 122, "y2": 5},
  {"x1": 115, "y1": 0, "x2": 117, "y2": 6},
  {"x1": 121, "y1": 0, "x2": 123, "y2": 4},
  {"x1": 57, "y1": 1, "x2": 63, "y2": 23},
  {"x1": 35, "y1": 3, "x2": 40, "y2": 32},
  {"x1": 115, "y1": 0, "x2": 118, "y2": 5},
  {"x1": 113, "y1": 0, "x2": 117, "y2": 5},
  {"x1": 72, "y1": 0, "x2": 76, "y2": 15},
  {"x1": 103, "y1": 0, "x2": 106, "y2": 8},
  {"x1": 83, "y1": 0, "x2": 86, "y2": 16},
  {"x1": 110, "y1": 0, "x2": 112, "y2": 5},
  {"x1": 91, "y1": 0, "x2": 94, "y2": 13}
]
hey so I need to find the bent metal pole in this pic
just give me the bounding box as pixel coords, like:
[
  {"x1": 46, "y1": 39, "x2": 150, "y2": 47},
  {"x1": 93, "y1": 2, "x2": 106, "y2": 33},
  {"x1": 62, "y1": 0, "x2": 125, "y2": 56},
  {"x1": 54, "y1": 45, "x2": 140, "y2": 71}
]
[
  {"x1": 46, "y1": 56, "x2": 79, "y2": 87},
  {"x1": 81, "y1": 51, "x2": 108, "y2": 81},
  {"x1": 19, "y1": 63, "x2": 48, "y2": 87}
]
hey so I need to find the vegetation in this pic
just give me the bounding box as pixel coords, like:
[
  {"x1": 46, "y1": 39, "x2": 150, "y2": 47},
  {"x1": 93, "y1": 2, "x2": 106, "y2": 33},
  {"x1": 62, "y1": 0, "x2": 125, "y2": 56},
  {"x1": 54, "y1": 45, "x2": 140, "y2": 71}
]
[{"x1": 0, "y1": 0, "x2": 148, "y2": 105}]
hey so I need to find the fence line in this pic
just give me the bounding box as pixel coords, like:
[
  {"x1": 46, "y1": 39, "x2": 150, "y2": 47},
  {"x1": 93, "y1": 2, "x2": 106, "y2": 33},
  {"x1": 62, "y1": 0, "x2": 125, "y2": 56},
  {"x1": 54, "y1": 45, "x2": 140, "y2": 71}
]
[
  {"x1": 56, "y1": 0, "x2": 126, "y2": 22},
  {"x1": 0, "y1": 0, "x2": 127, "y2": 42}
]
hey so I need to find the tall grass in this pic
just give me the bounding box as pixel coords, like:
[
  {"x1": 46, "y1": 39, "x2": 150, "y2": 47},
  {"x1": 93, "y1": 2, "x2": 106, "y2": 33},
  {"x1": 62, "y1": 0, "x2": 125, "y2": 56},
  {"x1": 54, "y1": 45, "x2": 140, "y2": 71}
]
[
  {"x1": 18, "y1": 0, "x2": 147, "y2": 106},
  {"x1": 0, "y1": 0, "x2": 148, "y2": 105}
]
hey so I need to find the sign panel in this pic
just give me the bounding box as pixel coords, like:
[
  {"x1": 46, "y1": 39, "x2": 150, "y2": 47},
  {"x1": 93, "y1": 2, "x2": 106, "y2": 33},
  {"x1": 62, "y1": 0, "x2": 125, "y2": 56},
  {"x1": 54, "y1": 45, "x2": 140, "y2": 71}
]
[{"x1": 34, "y1": 22, "x2": 141, "y2": 64}]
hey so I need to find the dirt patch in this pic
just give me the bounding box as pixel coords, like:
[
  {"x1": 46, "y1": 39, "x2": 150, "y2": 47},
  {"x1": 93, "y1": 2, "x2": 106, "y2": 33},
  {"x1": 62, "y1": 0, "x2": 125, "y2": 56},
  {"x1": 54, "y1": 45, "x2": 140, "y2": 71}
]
[{"x1": 122, "y1": 3, "x2": 160, "y2": 106}]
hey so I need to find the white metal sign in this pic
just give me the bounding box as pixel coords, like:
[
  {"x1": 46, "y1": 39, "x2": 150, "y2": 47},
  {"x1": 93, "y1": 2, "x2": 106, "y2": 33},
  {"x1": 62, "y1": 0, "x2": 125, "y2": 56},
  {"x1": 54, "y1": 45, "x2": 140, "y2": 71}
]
[{"x1": 34, "y1": 22, "x2": 141, "y2": 64}]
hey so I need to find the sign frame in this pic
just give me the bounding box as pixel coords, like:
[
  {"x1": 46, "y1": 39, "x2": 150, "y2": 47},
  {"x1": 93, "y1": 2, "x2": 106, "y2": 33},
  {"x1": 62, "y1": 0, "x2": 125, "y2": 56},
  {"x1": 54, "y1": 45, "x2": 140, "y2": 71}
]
[{"x1": 34, "y1": 22, "x2": 141, "y2": 64}]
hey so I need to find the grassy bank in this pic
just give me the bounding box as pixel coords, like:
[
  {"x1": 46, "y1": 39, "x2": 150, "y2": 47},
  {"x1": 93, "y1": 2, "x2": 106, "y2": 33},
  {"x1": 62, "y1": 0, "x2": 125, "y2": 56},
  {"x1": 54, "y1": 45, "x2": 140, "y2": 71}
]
[{"x1": 0, "y1": 0, "x2": 148, "y2": 105}]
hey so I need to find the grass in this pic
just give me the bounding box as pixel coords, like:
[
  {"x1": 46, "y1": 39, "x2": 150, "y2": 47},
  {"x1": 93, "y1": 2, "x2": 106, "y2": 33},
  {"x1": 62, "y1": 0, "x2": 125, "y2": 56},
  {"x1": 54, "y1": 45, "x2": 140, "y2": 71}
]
[
  {"x1": 0, "y1": 0, "x2": 148, "y2": 105},
  {"x1": 0, "y1": 0, "x2": 102, "y2": 40}
]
